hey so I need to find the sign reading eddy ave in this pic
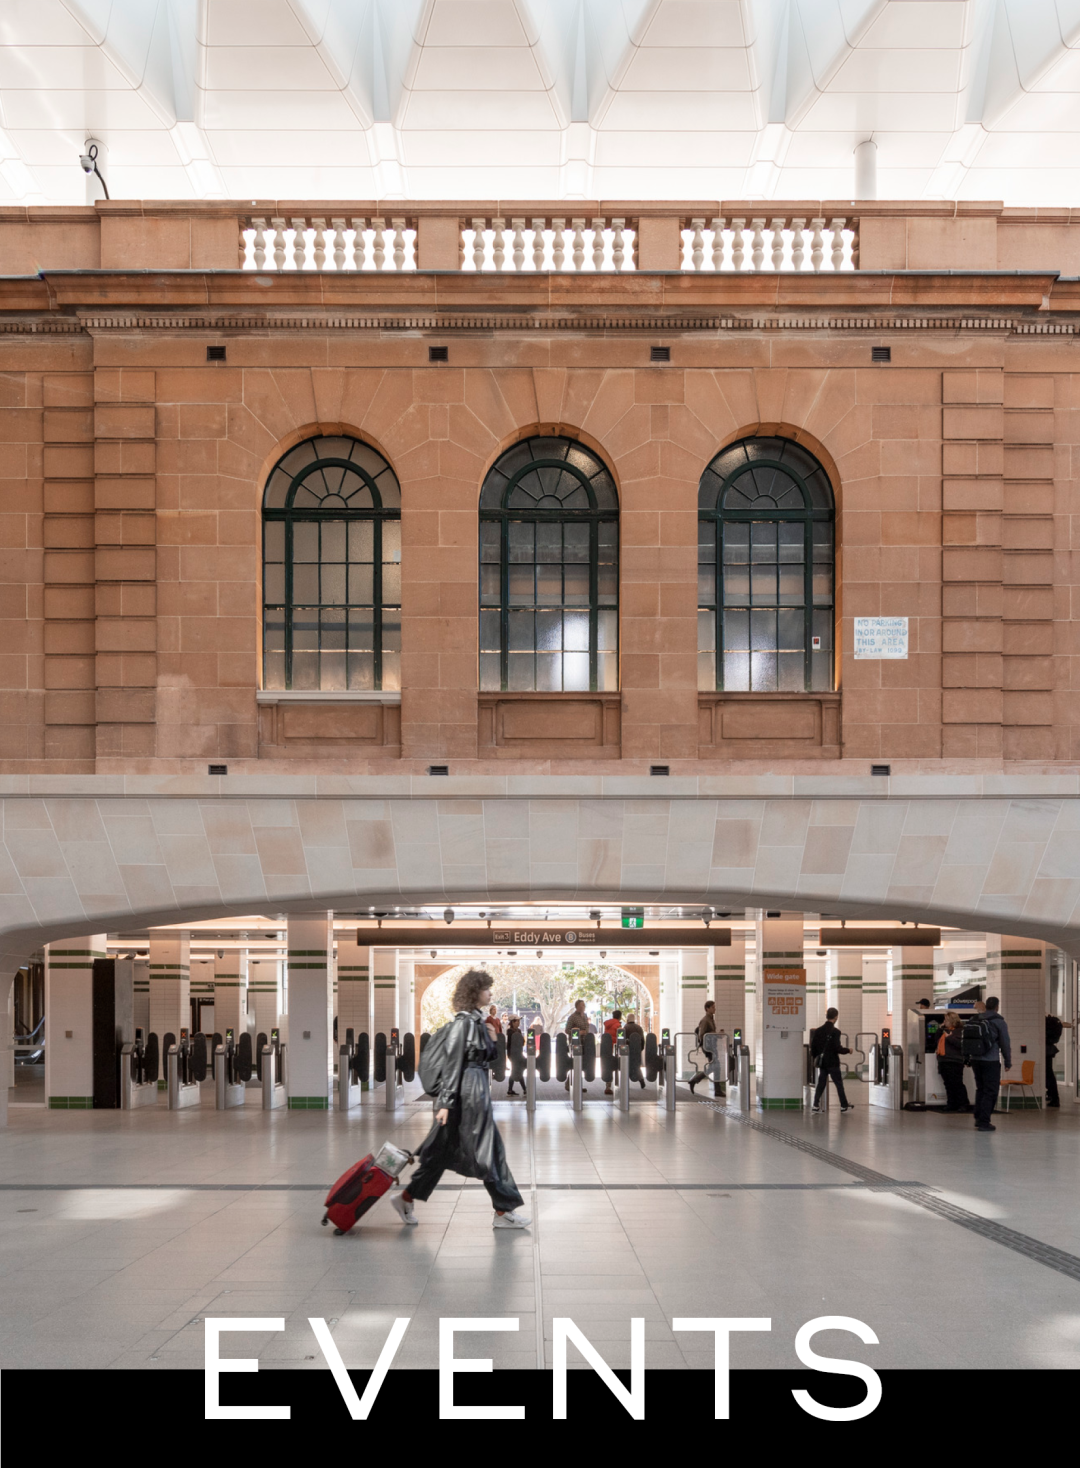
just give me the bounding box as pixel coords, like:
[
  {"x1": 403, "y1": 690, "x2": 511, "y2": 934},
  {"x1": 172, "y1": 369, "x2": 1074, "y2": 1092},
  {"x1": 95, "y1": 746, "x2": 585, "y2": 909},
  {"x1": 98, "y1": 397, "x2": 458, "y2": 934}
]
[
  {"x1": 356, "y1": 927, "x2": 731, "y2": 949},
  {"x1": 762, "y1": 966, "x2": 806, "y2": 1030},
  {"x1": 853, "y1": 617, "x2": 908, "y2": 659}
]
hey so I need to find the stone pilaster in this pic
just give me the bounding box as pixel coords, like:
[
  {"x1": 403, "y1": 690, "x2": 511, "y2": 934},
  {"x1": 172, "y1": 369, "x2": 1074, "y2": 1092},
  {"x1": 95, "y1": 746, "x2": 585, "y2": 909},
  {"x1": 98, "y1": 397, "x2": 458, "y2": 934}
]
[
  {"x1": 44, "y1": 935, "x2": 107, "y2": 1107},
  {"x1": 148, "y1": 930, "x2": 189, "y2": 1042}
]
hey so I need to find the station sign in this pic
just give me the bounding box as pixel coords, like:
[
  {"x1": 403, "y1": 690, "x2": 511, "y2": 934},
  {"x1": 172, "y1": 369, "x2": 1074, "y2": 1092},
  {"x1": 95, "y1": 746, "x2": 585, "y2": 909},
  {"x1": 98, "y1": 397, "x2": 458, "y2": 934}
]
[
  {"x1": 818, "y1": 927, "x2": 939, "y2": 947},
  {"x1": 762, "y1": 966, "x2": 806, "y2": 1030},
  {"x1": 355, "y1": 926, "x2": 730, "y2": 949}
]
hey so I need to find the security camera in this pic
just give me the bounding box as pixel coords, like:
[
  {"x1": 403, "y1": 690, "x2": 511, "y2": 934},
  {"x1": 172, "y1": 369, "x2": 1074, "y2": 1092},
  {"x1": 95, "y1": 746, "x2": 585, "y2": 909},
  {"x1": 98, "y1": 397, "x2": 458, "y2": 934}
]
[
  {"x1": 430, "y1": 949, "x2": 437, "y2": 958},
  {"x1": 79, "y1": 152, "x2": 95, "y2": 174},
  {"x1": 600, "y1": 950, "x2": 607, "y2": 959},
  {"x1": 443, "y1": 908, "x2": 454, "y2": 925},
  {"x1": 217, "y1": 949, "x2": 224, "y2": 959}
]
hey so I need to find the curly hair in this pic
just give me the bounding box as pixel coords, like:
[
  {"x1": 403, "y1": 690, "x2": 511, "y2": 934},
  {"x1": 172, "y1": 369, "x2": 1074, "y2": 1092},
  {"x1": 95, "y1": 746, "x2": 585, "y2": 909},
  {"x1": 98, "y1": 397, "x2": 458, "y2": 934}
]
[{"x1": 452, "y1": 968, "x2": 493, "y2": 1013}]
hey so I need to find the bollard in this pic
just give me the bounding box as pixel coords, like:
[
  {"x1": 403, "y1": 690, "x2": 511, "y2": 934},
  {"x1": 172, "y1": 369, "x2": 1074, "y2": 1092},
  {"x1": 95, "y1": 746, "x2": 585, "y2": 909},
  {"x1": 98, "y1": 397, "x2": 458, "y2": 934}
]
[
  {"x1": 570, "y1": 1036, "x2": 583, "y2": 1112},
  {"x1": 617, "y1": 1039, "x2": 630, "y2": 1112},
  {"x1": 526, "y1": 1033, "x2": 536, "y2": 1113}
]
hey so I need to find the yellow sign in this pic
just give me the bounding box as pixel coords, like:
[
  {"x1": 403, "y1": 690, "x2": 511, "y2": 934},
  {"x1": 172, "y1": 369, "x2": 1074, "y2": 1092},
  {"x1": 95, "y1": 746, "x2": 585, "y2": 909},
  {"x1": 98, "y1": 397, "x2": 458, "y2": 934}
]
[{"x1": 762, "y1": 966, "x2": 806, "y2": 1030}]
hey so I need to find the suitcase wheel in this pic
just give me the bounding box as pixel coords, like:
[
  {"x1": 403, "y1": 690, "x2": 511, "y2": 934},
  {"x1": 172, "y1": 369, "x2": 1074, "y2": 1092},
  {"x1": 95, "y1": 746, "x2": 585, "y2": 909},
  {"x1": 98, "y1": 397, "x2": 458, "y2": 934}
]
[
  {"x1": 321, "y1": 1215, "x2": 328, "y2": 1227},
  {"x1": 333, "y1": 1228, "x2": 345, "y2": 1236}
]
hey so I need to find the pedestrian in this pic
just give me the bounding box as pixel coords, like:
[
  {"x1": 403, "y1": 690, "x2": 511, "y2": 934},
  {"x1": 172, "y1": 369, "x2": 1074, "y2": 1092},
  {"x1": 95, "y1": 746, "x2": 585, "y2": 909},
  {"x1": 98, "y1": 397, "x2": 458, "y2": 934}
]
[
  {"x1": 505, "y1": 1014, "x2": 524, "y2": 1096},
  {"x1": 393, "y1": 969, "x2": 530, "y2": 1230},
  {"x1": 1045, "y1": 1012, "x2": 1073, "y2": 1108},
  {"x1": 623, "y1": 1011, "x2": 647, "y2": 1089},
  {"x1": 811, "y1": 1007, "x2": 854, "y2": 1112},
  {"x1": 916, "y1": 998, "x2": 931, "y2": 1010},
  {"x1": 484, "y1": 1004, "x2": 502, "y2": 1041},
  {"x1": 563, "y1": 999, "x2": 590, "y2": 1093},
  {"x1": 969, "y1": 995, "x2": 1011, "y2": 1133},
  {"x1": 688, "y1": 999, "x2": 718, "y2": 1094},
  {"x1": 936, "y1": 1013, "x2": 969, "y2": 1112},
  {"x1": 602, "y1": 1009, "x2": 622, "y2": 1096}
]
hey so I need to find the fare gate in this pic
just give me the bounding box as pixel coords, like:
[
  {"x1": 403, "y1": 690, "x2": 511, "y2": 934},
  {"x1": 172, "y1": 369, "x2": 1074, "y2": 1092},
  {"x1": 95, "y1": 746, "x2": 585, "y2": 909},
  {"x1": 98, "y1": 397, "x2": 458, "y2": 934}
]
[{"x1": 262, "y1": 1030, "x2": 287, "y2": 1110}]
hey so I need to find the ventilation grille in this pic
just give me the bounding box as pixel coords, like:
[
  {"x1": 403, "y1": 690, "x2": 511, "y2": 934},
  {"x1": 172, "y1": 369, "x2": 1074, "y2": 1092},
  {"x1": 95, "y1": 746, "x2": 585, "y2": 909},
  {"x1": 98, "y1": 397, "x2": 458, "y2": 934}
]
[
  {"x1": 871, "y1": 346, "x2": 891, "y2": 363},
  {"x1": 208, "y1": 764, "x2": 228, "y2": 775},
  {"x1": 428, "y1": 345, "x2": 449, "y2": 362},
  {"x1": 206, "y1": 345, "x2": 226, "y2": 361},
  {"x1": 650, "y1": 345, "x2": 671, "y2": 363},
  {"x1": 650, "y1": 765, "x2": 670, "y2": 776},
  {"x1": 871, "y1": 764, "x2": 891, "y2": 776},
  {"x1": 428, "y1": 764, "x2": 449, "y2": 776}
]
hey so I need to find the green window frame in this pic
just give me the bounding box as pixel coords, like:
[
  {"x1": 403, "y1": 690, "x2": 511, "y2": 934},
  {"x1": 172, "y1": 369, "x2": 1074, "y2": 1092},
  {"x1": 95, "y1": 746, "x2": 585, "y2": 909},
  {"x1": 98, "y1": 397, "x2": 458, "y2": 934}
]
[
  {"x1": 262, "y1": 435, "x2": 401, "y2": 692},
  {"x1": 698, "y1": 436, "x2": 835, "y2": 693},
  {"x1": 479, "y1": 435, "x2": 618, "y2": 693}
]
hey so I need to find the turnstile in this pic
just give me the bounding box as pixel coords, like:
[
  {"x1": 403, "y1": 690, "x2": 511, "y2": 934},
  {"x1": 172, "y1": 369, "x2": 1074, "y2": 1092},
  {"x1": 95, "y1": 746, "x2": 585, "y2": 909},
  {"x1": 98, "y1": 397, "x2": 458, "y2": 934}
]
[
  {"x1": 658, "y1": 1040, "x2": 676, "y2": 1112},
  {"x1": 215, "y1": 1031, "x2": 246, "y2": 1109},
  {"x1": 803, "y1": 1042, "x2": 828, "y2": 1111},
  {"x1": 338, "y1": 1043, "x2": 361, "y2": 1111},
  {"x1": 570, "y1": 1034, "x2": 583, "y2": 1112},
  {"x1": 262, "y1": 1038, "x2": 287, "y2": 1110},
  {"x1": 525, "y1": 1031, "x2": 537, "y2": 1113},
  {"x1": 868, "y1": 1042, "x2": 904, "y2": 1110},
  {"x1": 167, "y1": 1041, "x2": 200, "y2": 1110},
  {"x1": 616, "y1": 1038, "x2": 630, "y2": 1112},
  {"x1": 733, "y1": 1043, "x2": 751, "y2": 1111},
  {"x1": 385, "y1": 1029, "x2": 403, "y2": 1112},
  {"x1": 119, "y1": 1041, "x2": 157, "y2": 1109}
]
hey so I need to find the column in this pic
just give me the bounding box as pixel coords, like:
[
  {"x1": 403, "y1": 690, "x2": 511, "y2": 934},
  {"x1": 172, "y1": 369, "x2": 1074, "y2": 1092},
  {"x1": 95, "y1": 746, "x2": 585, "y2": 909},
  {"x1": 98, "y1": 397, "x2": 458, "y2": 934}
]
[
  {"x1": 213, "y1": 949, "x2": 248, "y2": 1037},
  {"x1": 804, "y1": 953, "x2": 828, "y2": 1035},
  {"x1": 248, "y1": 954, "x2": 281, "y2": 1038},
  {"x1": 743, "y1": 927, "x2": 757, "y2": 1064},
  {"x1": 861, "y1": 954, "x2": 890, "y2": 1046},
  {"x1": 755, "y1": 916, "x2": 804, "y2": 1105},
  {"x1": 148, "y1": 930, "x2": 189, "y2": 1044},
  {"x1": 44, "y1": 934, "x2": 106, "y2": 1108},
  {"x1": 985, "y1": 934, "x2": 1046, "y2": 1104},
  {"x1": 713, "y1": 936, "x2": 745, "y2": 1036},
  {"x1": 336, "y1": 938, "x2": 371, "y2": 1037},
  {"x1": 831, "y1": 948, "x2": 862, "y2": 1058},
  {"x1": 286, "y1": 913, "x2": 333, "y2": 1109},
  {"x1": 679, "y1": 948, "x2": 710, "y2": 1035},
  {"x1": 190, "y1": 954, "x2": 215, "y2": 1031},
  {"x1": 372, "y1": 948, "x2": 397, "y2": 1037},
  {"x1": 658, "y1": 957, "x2": 679, "y2": 1036},
  {"x1": 133, "y1": 956, "x2": 149, "y2": 1035}
]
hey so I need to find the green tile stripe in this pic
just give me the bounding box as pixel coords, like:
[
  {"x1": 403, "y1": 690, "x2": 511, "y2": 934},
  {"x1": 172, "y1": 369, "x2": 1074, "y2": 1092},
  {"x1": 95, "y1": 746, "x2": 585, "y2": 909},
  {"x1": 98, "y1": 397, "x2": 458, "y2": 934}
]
[
  {"x1": 337, "y1": 975, "x2": 371, "y2": 983},
  {"x1": 288, "y1": 1097, "x2": 330, "y2": 1110},
  {"x1": 289, "y1": 949, "x2": 327, "y2": 955},
  {"x1": 48, "y1": 948, "x2": 107, "y2": 969},
  {"x1": 149, "y1": 965, "x2": 189, "y2": 975},
  {"x1": 758, "y1": 1097, "x2": 802, "y2": 1109},
  {"x1": 374, "y1": 980, "x2": 396, "y2": 988},
  {"x1": 338, "y1": 965, "x2": 370, "y2": 973},
  {"x1": 48, "y1": 1097, "x2": 93, "y2": 1109},
  {"x1": 763, "y1": 952, "x2": 803, "y2": 960},
  {"x1": 211, "y1": 981, "x2": 246, "y2": 988},
  {"x1": 681, "y1": 978, "x2": 707, "y2": 988},
  {"x1": 894, "y1": 964, "x2": 934, "y2": 974}
]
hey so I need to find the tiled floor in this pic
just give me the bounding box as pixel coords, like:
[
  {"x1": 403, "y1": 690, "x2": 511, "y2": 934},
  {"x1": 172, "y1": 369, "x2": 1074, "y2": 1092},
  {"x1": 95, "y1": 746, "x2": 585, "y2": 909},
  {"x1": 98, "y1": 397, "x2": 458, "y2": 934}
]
[{"x1": 3, "y1": 1080, "x2": 1080, "y2": 1371}]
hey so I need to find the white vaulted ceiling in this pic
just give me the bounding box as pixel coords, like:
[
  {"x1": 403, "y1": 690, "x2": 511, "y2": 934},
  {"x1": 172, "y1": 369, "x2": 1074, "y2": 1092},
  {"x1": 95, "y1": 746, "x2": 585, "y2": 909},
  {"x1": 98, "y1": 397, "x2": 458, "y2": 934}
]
[{"x1": 2, "y1": 0, "x2": 1080, "y2": 204}]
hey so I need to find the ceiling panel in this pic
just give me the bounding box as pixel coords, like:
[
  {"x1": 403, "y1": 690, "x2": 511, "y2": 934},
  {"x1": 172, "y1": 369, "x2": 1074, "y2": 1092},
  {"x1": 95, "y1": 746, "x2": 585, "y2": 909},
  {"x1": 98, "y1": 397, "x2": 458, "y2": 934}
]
[{"x1": 0, "y1": 0, "x2": 1077, "y2": 203}]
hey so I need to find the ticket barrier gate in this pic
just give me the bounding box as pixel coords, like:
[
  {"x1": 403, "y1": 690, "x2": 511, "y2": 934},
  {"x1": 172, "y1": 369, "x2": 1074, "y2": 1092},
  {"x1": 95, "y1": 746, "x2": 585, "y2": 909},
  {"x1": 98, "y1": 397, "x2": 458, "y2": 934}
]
[
  {"x1": 215, "y1": 1028, "x2": 250, "y2": 1110},
  {"x1": 868, "y1": 1029, "x2": 904, "y2": 1110},
  {"x1": 262, "y1": 1029, "x2": 287, "y2": 1110},
  {"x1": 337, "y1": 1026, "x2": 367, "y2": 1112},
  {"x1": 658, "y1": 1030, "x2": 676, "y2": 1112},
  {"x1": 167, "y1": 1030, "x2": 201, "y2": 1110},
  {"x1": 616, "y1": 1038, "x2": 630, "y2": 1112},
  {"x1": 570, "y1": 1034, "x2": 584, "y2": 1112},
  {"x1": 526, "y1": 1031, "x2": 537, "y2": 1113},
  {"x1": 803, "y1": 1042, "x2": 828, "y2": 1110},
  {"x1": 120, "y1": 1029, "x2": 158, "y2": 1109},
  {"x1": 733, "y1": 1043, "x2": 751, "y2": 1111}
]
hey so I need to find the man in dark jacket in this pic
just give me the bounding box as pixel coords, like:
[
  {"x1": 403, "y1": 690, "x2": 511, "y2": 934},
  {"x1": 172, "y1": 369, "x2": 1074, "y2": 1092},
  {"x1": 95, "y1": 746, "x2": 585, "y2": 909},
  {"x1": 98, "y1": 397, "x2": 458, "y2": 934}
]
[
  {"x1": 972, "y1": 995, "x2": 1011, "y2": 1132},
  {"x1": 1045, "y1": 1013, "x2": 1073, "y2": 1108},
  {"x1": 811, "y1": 1008, "x2": 853, "y2": 1112}
]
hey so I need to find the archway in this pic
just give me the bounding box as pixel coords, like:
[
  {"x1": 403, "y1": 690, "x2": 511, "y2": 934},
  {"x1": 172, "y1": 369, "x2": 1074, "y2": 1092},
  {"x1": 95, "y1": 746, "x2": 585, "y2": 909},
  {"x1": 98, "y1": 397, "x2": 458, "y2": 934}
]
[{"x1": 419, "y1": 958, "x2": 655, "y2": 1034}]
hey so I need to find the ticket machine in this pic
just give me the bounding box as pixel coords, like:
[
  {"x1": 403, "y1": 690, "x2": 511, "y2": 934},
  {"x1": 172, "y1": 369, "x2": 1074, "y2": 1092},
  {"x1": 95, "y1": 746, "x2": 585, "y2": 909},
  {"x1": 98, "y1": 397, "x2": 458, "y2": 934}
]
[{"x1": 907, "y1": 1005, "x2": 977, "y2": 1107}]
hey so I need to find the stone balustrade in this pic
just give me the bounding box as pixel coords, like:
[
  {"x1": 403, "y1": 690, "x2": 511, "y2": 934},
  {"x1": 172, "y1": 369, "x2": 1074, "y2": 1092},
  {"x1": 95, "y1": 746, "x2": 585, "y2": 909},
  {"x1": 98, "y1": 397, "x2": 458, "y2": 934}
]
[
  {"x1": 242, "y1": 216, "x2": 417, "y2": 272},
  {"x1": 679, "y1": 215, "x2": 856, "y2": 272}
]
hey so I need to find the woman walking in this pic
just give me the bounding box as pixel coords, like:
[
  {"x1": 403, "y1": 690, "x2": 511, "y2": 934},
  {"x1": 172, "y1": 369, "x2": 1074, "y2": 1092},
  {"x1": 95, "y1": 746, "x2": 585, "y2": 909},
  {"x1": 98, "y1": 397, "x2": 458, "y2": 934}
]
[{"x1": 392, "y1": 969, "x2": 531, "y2": 1230}]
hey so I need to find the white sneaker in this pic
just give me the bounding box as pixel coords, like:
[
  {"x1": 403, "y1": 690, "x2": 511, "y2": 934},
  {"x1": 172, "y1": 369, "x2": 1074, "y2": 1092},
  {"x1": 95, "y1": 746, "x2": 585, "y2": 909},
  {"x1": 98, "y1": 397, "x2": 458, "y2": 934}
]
[
  {"x1": 811, "y1": 1106, "x2": 822, "y2": 1113},
  {"x1": 390, "y1": 1192, "x2": 417, "y2": 1226},
  {"x1": 492, "y1": 1209, "x2": 531, "y2": 1229}
]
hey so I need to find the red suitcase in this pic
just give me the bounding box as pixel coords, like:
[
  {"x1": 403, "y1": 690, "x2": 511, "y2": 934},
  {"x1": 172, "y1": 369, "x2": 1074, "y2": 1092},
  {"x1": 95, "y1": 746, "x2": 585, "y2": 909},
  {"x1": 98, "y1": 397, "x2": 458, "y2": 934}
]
[{"x1": 321, "y1": 1143, "x2": 413, "y2": 1235}]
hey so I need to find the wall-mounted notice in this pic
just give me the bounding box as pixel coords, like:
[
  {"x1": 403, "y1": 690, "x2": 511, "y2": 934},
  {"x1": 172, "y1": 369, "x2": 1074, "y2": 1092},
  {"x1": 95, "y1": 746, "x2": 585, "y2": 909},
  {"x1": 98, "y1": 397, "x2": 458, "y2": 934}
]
[
  {"x1": 854, "y1": 617, "x2": 908, "y2": 659},
  {"x1": 762, "y1": 967, "x2": 806, "y2": 1030}
]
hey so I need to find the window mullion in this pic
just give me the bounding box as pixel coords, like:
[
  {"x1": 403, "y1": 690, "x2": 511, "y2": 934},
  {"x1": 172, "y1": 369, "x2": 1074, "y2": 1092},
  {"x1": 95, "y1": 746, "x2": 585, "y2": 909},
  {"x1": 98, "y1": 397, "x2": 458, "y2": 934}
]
[
  {"x1": 500, "y1": 516, "x2": 509, "y2": 692},
  {"x1": 284, "y1": 517, "x2": 293, "y2": 690},
  {"x1": 714, "y1": 516, "x2": 723, "y2": 692},
  {"x1": 588, "y1": 518, "x2": 598, "y2": 692},
  {"x1": 372, "y1": 515, "x2": 382, "y2": 692}
]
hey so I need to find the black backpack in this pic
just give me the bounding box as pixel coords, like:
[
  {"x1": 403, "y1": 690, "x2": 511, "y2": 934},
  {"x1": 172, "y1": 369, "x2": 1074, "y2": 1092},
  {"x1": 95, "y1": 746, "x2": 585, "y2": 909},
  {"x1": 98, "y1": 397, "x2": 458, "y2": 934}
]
[
  {"x1": 1046, "y1": 1015, "x2": 1064, "y2": 1048},
  {"x1": 418, "y1": 1015, "x2": 465, "y2": 1097},
  {"x1": 961, "y1": 1015, "x2": 994, "y2": 1060}
]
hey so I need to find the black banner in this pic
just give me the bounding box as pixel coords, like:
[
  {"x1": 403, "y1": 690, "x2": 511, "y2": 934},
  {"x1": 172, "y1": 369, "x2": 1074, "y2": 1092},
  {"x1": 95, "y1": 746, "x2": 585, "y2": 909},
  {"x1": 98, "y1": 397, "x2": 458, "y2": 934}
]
[{"x1": 355, "y1": 926, "x2": 730, "y2": 949}]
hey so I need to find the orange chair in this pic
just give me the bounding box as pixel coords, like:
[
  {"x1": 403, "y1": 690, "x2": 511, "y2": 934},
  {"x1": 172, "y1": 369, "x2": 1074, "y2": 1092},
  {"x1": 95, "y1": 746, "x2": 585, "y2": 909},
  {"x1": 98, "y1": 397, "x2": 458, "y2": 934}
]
[{"x1": 999, "y1": 1059, "x2": 1040, "y2": 1111}]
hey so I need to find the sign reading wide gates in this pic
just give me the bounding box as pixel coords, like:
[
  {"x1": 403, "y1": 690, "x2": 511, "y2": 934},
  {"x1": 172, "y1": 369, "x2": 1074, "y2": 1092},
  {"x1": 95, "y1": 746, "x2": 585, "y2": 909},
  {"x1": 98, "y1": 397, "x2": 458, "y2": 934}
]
[
  {"x1": 762, "y1": 967, "x2": 806, "y2": 1030},
  {"x1": 355, "y1": 927, "x2": 731, "y2": 948}
]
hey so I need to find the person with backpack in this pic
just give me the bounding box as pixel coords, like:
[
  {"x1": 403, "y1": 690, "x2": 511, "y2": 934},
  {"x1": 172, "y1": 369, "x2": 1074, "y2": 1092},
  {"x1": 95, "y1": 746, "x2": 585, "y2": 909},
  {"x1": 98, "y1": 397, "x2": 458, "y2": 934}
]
[
  {"x1": 1045, "y1": 1012, "x2": 1073, "y2": 1107},
  {"x1": 394, "y1": 968, "x2": 530, "y2": 1229},
  {"x1": 810, "y1": 1007, "x2": 854, "y2": 1112},
  {"x1": 936, "y1": 1013, "x2": 969, "y2": 1112},
  {"x1": 963, "y1": 995, "x2": 1012, "y2": 1132}
]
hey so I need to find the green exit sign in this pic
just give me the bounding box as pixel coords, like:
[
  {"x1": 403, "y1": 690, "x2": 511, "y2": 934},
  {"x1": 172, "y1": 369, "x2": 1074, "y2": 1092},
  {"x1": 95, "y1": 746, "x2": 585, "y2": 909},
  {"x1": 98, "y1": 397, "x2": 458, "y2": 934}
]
[{"x1": 621, "y1": 907, "x2": 644, "y2": 929}]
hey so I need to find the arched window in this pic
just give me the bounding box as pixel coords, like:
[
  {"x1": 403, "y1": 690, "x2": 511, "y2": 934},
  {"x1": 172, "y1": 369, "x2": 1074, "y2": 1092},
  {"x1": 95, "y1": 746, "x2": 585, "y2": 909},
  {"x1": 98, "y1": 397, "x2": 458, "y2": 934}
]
[
  {"x1": 698, "y1": 436, "x2": 834, "y2": 692},
  {"x1": 479, "y1": 436, "x2": 618, "y2": 692},
  {"x1": 262, "y1": 435, "x2": 401, "y2": 691}
]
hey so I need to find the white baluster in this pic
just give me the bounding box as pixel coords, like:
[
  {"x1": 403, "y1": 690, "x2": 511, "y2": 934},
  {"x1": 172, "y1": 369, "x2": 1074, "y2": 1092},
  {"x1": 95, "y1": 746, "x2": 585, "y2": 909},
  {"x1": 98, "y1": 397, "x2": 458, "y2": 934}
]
[
  {"x1": 710, "y1": 218, "x2": 725, "y2": 271},
  {"x1": 551, "y1": 218, "x2": 566, "y2": 272},
  {"x1": 511, "y1": 218, "x2": 526, "y2": 271},
  {"x1": 372, "y1": 217, "x2": 386, "y2": 271},
  {"x1": 571, "y1": 219, "x2": 586, "y2": 271},
  {"x1": 750, "y1": 218, "x2": 765, "y2": 272},
  {"x1": 611, "y1": 217, "x2": 626, "y2": 272},
  {"x1": 769, "y1": 218, "x2": 785, "y2": 272},
  {"x1": 271, "y1": 217, "x2": 287, "y2": 271},
  {"x1": 591, "y1": 218, "x2": 606, "y2": 271},
  {"x1": 391, "y1": 217, "x2": 406, "y2": 271},
  {"x1": 829, "y1": 218, "x2": 846, "y2": 271},
  {"x1": 291, "y1": 218, "x2": 307, "y2": 270},
  {"x1": 330, "y1": 218, "x2": 346, "y2": 271},
  {"x1": 252, "y1": 218, "x2": 267, "y2": 271},
  {"x1": 790, "y1": 218, "x2": 806, "y2": 272},
  {"x1": 491, "y1": 217, "x2": 506, "y2": 272},
  {"x1": 689, "y1": 218, "x2": 705, "y2": 271},
  {"x1": 312, "y1": 218, "x2": 326, "y2": 271},
  {"x1": 531, "y1": 217, "x2": 546, "y2": 271},
  {"x1": 730, "y1": 218, "x2": 745, "y2": 272},
  {"x1": 471, "y1": 217, "x2": 486, "y2": 272},
  {"x1": 810, "y1": 218, "x2": 825, "y2": 273},
  {"x1": 350, "y1": 219, "x2": 366, "y2": 270}
]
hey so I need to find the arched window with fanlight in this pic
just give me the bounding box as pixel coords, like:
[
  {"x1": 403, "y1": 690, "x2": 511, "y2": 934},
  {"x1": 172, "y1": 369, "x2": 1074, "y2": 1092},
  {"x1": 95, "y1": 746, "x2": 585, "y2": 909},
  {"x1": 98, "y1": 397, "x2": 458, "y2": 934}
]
[
  {"x1": 479, "y1": 436, "x2": 618, "y2": 692},
  {"x1": 262, "y1": 435, "x2": 401, "y2": 691},
  {"x1": 698, "y1": 436, "x2": 834, "y2": 692}
]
